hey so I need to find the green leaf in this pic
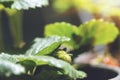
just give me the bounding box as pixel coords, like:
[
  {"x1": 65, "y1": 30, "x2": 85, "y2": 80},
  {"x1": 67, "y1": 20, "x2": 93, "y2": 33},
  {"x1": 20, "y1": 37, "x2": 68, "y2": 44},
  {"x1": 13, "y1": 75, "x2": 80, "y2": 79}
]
[
  {"x1": 0, "y1": 4, "x2": 4, "y2": 10},
  {"x1": 18, "y1": 55, "x2": 86, "y2": 79},
  {"x1": 0, "y1": 53, "x2": 25, "y2": 77},
  {"x1": 25, "y1": 36, "x2": 70, "y2": 55},
  {"x1": 0, "y1": 0, "x2": 49, "y2": 10},
  {"x1": 18, "y1": 60, "x2": 36, "y2": 75},
  {"x1": 0, "y1": 53, "x2": 86, "y2": 79},
  {"x1": 52, "y1": 0, "x2": 73, "y2": 13},
  {"x1": 44, "y1": 22, "x2": 79, "y2": 49},
  {"x1": 0, "y1": 53, "x2": 45, "y2": 75},
  {"x1": 0, "y1": 52, "x2": 18, "y2": 63},
  {"x1": 0, "y1": 60, "x2": 25, "y2": 77},
  {"x1": 79, "y1": 19, "x2": 119, "y2": 46}
]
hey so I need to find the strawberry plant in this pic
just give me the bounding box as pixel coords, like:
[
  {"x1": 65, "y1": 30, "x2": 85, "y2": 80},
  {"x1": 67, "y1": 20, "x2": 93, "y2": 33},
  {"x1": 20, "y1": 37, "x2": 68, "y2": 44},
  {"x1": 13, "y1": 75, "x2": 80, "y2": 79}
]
[
  {"x1": 44, "y1": 19, "x2": 119, "y2": 54},
  {"x1": 0, "y1": 36, "x2": 86, "y2": 80},
  {"x1": 0, "y1": 1, "x2": 87, "y2": 80}
]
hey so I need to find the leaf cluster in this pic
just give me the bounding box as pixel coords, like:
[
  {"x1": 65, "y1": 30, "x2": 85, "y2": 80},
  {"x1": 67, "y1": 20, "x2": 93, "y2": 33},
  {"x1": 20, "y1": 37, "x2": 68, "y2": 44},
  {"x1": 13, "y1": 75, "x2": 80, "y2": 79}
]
[
  {"x1": 0, "y1": 36, "x2": 86, "y2": 80},
  {"x1": 45, "y1": 20, "x2": 119, "y2": 51}
]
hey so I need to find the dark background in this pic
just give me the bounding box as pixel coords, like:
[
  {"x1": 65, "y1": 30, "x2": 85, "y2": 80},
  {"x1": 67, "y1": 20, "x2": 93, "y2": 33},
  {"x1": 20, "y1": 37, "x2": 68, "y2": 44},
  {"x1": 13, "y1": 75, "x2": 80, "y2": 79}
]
[{"x1": 1, "y1": 5, "x2": 80, "y2": 48}]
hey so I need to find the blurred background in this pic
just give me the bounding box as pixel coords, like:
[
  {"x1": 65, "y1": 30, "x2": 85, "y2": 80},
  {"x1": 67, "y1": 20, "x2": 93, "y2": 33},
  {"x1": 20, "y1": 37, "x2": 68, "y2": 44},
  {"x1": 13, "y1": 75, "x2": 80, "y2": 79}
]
[{"x1": 1, "y1": 0, "x2": 81, "y2": 48}]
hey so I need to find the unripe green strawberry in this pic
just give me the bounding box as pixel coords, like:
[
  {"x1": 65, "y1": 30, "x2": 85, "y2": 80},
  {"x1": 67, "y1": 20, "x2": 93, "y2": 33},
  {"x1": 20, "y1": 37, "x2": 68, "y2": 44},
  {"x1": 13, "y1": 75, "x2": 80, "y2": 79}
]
[{"x1": 56, "y1": 50, "x2": 71, "y2": 63}]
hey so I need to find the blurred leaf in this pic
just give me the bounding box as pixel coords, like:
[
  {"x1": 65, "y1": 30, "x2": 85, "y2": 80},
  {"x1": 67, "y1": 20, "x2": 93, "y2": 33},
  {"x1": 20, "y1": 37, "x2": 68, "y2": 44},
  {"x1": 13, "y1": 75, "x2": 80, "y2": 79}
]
[
  {"x1": 78, "y1": 19, "x2": 119, "y2": 46},
  {"x1": 52, "y1": 0, "x2": 73, "y2": 13},
  {"x1": 25, "y1": 36, "x2": 70, "y2": 55},
  {"x1": 4, "y1": 8, "x2": 17, "y2": 16},
  {"x1": 0, "y1": 52, "x2": 18, "y2": 63},
  {"x1": 18, "y1": 55, "x2": 86, "y2": 79},
  {"x1": 73, "y1": 0, "x2": 103, "y2": 13},
  {"x1": 0, "y1": 53, "x2": 25, "y2": 77},
  {"x1": 73, "y1": 0, "x2": 120, "y2": 16},
  {"x1": 0, "y1": 60, "x2": 25, "y2": 77},
  {"x1": 0, "y1": 53, "x2": 46, "y2": 75},
  {"x1": 0, "y1": 4, "x2": 4, "y2": 10},
  {"x1": 44, "y1": 22, "x2": 79, "y2": 49},
  {"x1": 109, "y1": 8, "x2": 120, "y2": 16},
  {"x1": 52, "y1": 0, "x2": 120, "y2": 16},
  {"x1": 19, "y1": 60, "x2": 36, "y2": 75},
  {"x1": 0, "y1": 53, "x2": 86, "y2": 79},
  {"x1": 0, "y1": 0, "x2": 13, "y2": 1},
  {"x1": 0, "y1": 0, "x2": 49, "y2": 10}
]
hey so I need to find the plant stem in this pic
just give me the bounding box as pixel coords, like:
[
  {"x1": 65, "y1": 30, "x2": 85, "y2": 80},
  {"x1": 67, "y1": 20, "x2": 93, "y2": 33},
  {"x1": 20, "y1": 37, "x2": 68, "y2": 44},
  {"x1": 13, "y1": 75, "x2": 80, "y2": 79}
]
[
  {"x1": 0, "y1": 11, "x2": 4, "y2": 49},
  {"x1": 8, "y1": 10, "x2": 24, "y2": 48}
]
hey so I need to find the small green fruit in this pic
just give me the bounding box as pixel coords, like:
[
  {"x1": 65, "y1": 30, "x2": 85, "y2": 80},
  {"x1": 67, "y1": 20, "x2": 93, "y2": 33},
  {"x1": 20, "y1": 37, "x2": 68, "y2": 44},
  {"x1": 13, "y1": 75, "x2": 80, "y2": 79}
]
[{"x1": 56, "y1": 50, "x2": 71, "y2": 63}]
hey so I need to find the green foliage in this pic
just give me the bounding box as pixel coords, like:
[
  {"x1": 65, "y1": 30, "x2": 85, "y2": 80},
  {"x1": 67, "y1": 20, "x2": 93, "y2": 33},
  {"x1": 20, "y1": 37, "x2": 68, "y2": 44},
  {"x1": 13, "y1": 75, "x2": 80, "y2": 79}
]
[
  {"x1": 0, "y1": 53, "x2": 86, "y2": 79},
  {"x1": 79, "y1": 19, "x2": 119, "y2": 46},
  {"x1": 45, "y1": 22, "x2": 79, "y2": 49},
  {"x1": 0, "y1": 0, "x2": 49, "y2": 10},
  {"x1": 25, "y1": 36, "x2": 70, "y2": 55},
  {"x1": 0, "y1": 4, "x2": 4, "y2": 10},
  {"x1": 44, "y1": 20, "x2": 119, "y2": 50},
  {"x1": 0, "y1": 60, "x2": 25, "y2": 77},
  {"x1": 52, "y1": 0, "x2": 73, "y2": 13},
  {"x1": 18, "y1": 55, "x2": 86, "y2": 79},
  {"x1": 0, "y1": 53, "x2": 25, "y2": 77},
  {"x1": 0, "y1": 1, "x2": 87, "y2": 79},
  {"x1": 19, "y1": 60, "x2": 36, "y2": 75},
  {"x1": 0, "y1": 36, "x2": 86, "y2": 79}
]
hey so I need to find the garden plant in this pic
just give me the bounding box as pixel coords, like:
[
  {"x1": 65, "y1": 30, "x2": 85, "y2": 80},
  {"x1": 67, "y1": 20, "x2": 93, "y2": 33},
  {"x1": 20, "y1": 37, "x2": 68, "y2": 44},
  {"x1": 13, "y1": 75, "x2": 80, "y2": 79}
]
[
  {"x1": 0, "y1": 0, "x2": 87, "y2": 80},
  {"x1": 0, "y1": 0, "x2": 120, "y2": 80}
]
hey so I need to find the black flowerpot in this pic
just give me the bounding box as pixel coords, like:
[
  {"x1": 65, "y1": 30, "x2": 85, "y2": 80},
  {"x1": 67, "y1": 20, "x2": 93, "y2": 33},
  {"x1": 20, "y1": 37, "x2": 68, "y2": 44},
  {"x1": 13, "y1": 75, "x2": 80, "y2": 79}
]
[{"x1": 77, "y1": 64, "x2": 120, "y2": 80}]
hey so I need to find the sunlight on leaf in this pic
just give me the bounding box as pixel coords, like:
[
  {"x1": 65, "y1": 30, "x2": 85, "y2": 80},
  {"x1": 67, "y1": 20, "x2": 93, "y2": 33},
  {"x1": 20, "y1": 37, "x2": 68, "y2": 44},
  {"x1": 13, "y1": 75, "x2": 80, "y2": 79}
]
[
  {"x1": 0, "y1": 4, "x2": 4, "y2": 10},
  {"x1": 0, "y1": 53, "x2": 86, "y2": 79},
  {"x1": 18, "y1": 55, "x2": 86, "y2": 79},
  {"x1": 25, "y1": 36, "x2": 70, "y2": 55},
  {"x1": 0, "y1": 53, "x2": 25, "y2": 77},
  {"x1": 0, "y1": 60, "x2": 25, "y2": 77},
  {"x1": 45, "y1": 22, "x2": 79, "y2": 49},
  {"x1": 0, "y1": 0, "x2": 49, "y2": 10},
  {"x1": 0, "y1": 52, "x2": 18, "y2": 63},
  {"x1": 79, "y1": 19, "x2": 119, "y2": 46}
]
